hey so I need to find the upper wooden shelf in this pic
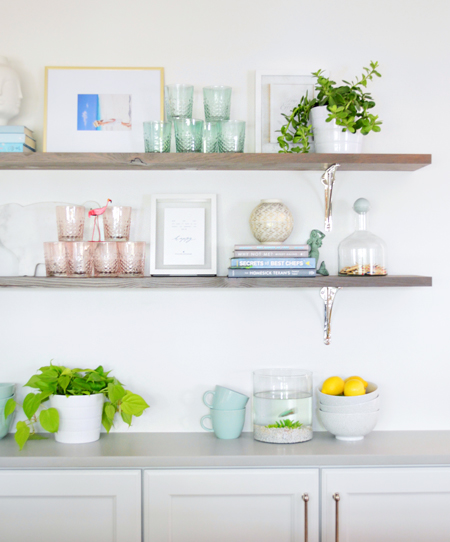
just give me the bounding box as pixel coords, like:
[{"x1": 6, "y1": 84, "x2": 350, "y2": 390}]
[
  {"x1": 0, "y1": 153, "x2": 431, "y2": 171},
  {"x1": 0, "y1": 275, "x2": 432, "y2": 289}
]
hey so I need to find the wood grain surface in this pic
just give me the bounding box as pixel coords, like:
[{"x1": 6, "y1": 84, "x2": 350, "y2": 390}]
[
  {"x1": 0, "y1": 275, "x2": 432, "y2": 289},
  {"x1": 0, "y1": 153, "x2": 432, "y2": 171}
]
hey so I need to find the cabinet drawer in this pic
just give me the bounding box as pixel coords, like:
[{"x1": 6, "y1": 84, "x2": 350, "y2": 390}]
[
  {"x1": 322, "y1": 467, "x2": 450, "y2": 542},
  {"x1": 0, "y1": 470, "x2": 141, "y2": 542}
]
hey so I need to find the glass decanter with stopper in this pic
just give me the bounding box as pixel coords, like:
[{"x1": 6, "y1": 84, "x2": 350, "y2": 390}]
[{"x1": 338, "y1": 198, "x2": 387, "y2": 276}]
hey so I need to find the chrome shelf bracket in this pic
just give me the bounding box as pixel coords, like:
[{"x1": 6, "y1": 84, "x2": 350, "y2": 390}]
[
  {"x1": 321, "y1": 163, "x2": 340, "y2": 232},
  {"x1": 320, "y1": 286, "x2": 342, "y2": 345}
]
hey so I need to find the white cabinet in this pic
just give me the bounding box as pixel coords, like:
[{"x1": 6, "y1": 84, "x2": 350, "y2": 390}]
[
  {"x1": 144, "y1": 468, "x2": 319, "y2": 542},
  {"x1": 0, "y1": 470, "x2": 141, "y2": 542},
  {"x1": 322, "y1": 467, "x2": 450, "y2": 542}
]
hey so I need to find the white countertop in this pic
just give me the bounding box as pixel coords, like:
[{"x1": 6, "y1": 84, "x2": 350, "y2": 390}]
[{"x1": 0, "y1": 431, "x2": 449, "y2": 469}]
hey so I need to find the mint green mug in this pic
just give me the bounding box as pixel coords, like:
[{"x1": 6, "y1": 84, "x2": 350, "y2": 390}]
[
  {"x1": 203, "y1": 386, "x2": 249, "y2": 410},
  {"x1": 200, "y1": 407, "x2": 246, "y2": 439}
]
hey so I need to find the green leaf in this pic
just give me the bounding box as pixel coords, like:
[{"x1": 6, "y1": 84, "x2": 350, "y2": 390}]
[
  {"x1": 22, "y1": 393, "x2": 42, "y2": 420},
  {"x1": 39, "y1": 408, "x2": 59, "y2": 433},
  {"x1": 4, "y1": 398, "x2": 16, "y2": 419},
  {"x1": 121, "y1": 393, "x2": 149, "y2": 417},
  {"x1": 105, "y1": 402, "x2": 116, "y2": 421},
  {"x1": 121, "y1": 411, "x2": 132, "y2": 426},
  {"x1": 15, "y1": 421, "x2": 30, "y2": 450},
  {"x1": 102, "y1": 408, "x2": 113, "y2": 433},
  {"x1": 28, "y1": 433, "x2": 48, "y2": 440},
  {"x1": 108, "y1": 383, "x2": 126, "y2": 404},
  {"x1": 24, "y1": 375, "x2": 42, "y2": 389},
  {"x1": 58, "y1": 375, "x2": 71, "y2": 393}
]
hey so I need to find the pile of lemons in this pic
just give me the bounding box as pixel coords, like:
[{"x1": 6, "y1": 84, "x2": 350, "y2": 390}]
[{"x1": 321, "y1": 376, "x2": 368, "y2": 397}]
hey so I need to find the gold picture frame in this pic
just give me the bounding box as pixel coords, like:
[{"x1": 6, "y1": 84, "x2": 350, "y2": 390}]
[{"x1": 44, "y1": 66, "x2": 164, "y2": 152}]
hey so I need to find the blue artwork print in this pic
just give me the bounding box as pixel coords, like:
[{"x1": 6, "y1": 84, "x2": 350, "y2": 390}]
[
  {"x1": 77, "y1": 94, "x2": 100, "y2": 131},
  {"x1": 77, "y1": 94, "x2": 132, "y2": 131}
]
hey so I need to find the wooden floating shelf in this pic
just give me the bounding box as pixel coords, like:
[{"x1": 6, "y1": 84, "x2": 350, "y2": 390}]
[
  {"x1": 0, "y1": 153, "x2": 431, "y2": 171},
  {"x1": 0, "y1": 276, "x2": 432, "y2": 289}
]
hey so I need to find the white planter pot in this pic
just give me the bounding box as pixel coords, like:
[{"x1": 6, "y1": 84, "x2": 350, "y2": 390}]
[
  {"x1": 310, "y1": 106, "x2": 363, "y2": 153},
  {"x1": 50, "y1": 394, "x2": 104, "y2": 444}
]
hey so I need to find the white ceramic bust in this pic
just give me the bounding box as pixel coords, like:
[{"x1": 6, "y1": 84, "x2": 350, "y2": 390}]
[{"x1": 0, "y1": 57, "x2": 22, "y2": 125}]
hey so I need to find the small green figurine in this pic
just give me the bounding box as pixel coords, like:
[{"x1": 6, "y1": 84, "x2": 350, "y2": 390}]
[
  {"x1": 307, "y1": 229, "x2": 326, "y2": 263},
  {"x1": 317, "y1": 261, "x2": 329, "y2": 276}
]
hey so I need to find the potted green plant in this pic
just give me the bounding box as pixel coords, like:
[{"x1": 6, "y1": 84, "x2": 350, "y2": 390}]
[
  {"x1": 5, "y1": 363, "x2": 149, "y2": 449},
  {"x1": 278, "y1": 61, "x2": 382, "y2": 154}
]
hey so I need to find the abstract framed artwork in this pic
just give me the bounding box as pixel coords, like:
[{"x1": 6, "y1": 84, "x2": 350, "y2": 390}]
[
  {"x1": 44, "y1": 66, "x2": 164, "y2": 152},
  {"x1": 150, "y1": 194, "x2": 217, "y2": 276},
  {"x1": 255, "y1": 71, "x2": 316, "y2": 153}
]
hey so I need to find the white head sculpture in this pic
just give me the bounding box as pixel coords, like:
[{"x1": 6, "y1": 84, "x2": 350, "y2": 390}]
[{"x1": 0, "y1": 57, "x2": 22, "y2": 126}]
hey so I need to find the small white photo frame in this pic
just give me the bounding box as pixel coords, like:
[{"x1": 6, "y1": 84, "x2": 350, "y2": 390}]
[
  {"x1": 150, "y1": 194, "x2": 217, "y2": 276},
  {"x1": 255, "y1": 71, "x2": 316, "y2": 153}
]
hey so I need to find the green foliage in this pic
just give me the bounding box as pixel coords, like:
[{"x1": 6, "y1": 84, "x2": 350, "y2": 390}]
[
  {"x1": 11, "y1": 363, "x2": 150, "y2": 450},
  {"x1": 266, "y1": 419, "x2": 303, "y2": 429},
  {"x1": 278, "y1": 61, "x2": 382, "y2": 153}
]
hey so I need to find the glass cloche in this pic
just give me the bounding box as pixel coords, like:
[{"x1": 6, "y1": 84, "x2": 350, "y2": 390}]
[{"x1": 338, "y1": 198, "x2": 387, "y2": 276}]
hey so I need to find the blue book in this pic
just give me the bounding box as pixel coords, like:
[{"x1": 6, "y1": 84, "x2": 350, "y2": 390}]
[
  {"x1": 0, "y1": 125, "x2": 33, "y2": 137},
  {"x1": 234, "y1": 244, "x2": 309, "y2": 251},
  {"x1": 228, "y1": 268, "x2": 316, "y2": 278},
  {"x1": 0, "y1": 134, "x2": 36, "y2": 148},
  {"x1": 0, "y1": 142, "x2": 35, "y2": 153},
  {"x1": 230, "y1": 258, "x2": 316, "y2": 269}
]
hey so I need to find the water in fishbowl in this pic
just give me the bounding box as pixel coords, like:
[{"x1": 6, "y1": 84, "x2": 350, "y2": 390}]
[{"x1": 253, "y1": 390, "x2": 313, "y2": 444}]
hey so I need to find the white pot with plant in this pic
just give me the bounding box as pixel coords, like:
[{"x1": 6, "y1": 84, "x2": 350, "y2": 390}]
[
  {"x1": 5, "y1": 363, "x2": 149, "y2": 449},
  {"x1": 278, "y1": 61, "x2": 382, "y2": 154}
]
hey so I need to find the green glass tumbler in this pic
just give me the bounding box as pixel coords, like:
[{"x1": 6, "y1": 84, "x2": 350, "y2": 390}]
[
  {"x1": 173, "y1": 118, "x2": 204, "y2": 152},
  {"x1": 203, "y1": 86, "x2": 232, "y2": 122},
  {"x1": 202, "y1": 122, "x2": 219, "y2": 153},
  {"x1": 165, "y1": 84, "x2": 194, "y2": 121},
  {"x1": 143, "y1": 121, "x2": 172, "y2": 153},
  {"x1": 218, "y1": 120, "x2": 245, "y2": 153}
]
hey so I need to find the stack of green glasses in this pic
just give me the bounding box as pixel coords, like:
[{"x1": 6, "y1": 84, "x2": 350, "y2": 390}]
[{"x1": 143, "y1": 83, "x2": 245, "y2": 153}]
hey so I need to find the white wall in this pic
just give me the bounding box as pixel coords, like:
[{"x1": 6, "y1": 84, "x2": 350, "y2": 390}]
[{"x1": 0, "y1": 0, "x2": 448, "y2": 433}]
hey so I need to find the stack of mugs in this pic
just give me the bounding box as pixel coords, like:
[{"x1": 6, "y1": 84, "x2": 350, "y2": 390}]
[
  {"x1": 44, "y1": 205, "x2": 145, "y2": 278},
  {"x1": 0, "y1": 383, "x2": 15, "y2": 440},
  {"x1": 143, "y1": 84, "x2": 245, "y2": 153},
  {"x1": 200, "y1": 385, "x2": 249, "y2": 440}
]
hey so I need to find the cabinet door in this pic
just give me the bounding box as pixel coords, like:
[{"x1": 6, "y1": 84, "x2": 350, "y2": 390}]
[
  {"x1": 322, "y1": 467, "x2": 450, "y2": 542},
  {"x1": 144, "y1": 468, "x2": 319, "y2": 542},
  {"x1": 0, "y1": 470, "x2": 141, "y2": 542}
]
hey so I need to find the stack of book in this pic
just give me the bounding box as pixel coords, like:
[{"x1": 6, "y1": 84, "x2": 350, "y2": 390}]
[
  {"x1": 228, "y1": 244, "x2": 316, "y2": 278},
  {"x1": 0, "y1": 126, "x2": 36, "y2": 153}
]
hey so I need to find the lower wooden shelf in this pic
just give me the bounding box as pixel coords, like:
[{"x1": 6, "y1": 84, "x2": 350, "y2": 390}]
[{"x1": 0, "y1": 275, "x2": 432, "y2": 289}]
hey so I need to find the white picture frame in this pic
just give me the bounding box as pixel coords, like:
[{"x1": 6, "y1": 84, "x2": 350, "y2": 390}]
[
  {"x1": 255, "y1": 71, "x2": 316, "y2": 153},
  {"x1": 44, "y1": 66, "x2": 164, "y2": 152},
  {"x1": 150, "y1": 194, "x2": 217, "y2": 276}
]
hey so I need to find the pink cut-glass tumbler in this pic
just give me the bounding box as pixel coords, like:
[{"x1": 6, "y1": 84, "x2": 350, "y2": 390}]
[
  {"x1": 103, "y1": 206, "x2": 132, "y2": 242},
  {"x1": 56, "y1": 205, "x2": 85, "y2": 241},
  {"x1": 44, "y1": 242, "x2": 68, "y2": 277},
  {"x1": 118, "y1": 242, "x2": 145, "y2": 277},
  {"x1": 93, "y1": 242, "x2": 119, "y2": 277},
  {"x1": 66, "y1": 242, "x2": 94, "y2": 277}
]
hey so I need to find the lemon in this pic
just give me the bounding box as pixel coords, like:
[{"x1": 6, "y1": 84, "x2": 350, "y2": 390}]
[
  {"x1": 321, "y1": 376, "x2": 345, "y2": 396},
  {"x1": 344, "y1": 379, "x2": 366, "y2": 396},
  {"x1": 345, "y1": 376, "x2": 368, "y2": 388}
]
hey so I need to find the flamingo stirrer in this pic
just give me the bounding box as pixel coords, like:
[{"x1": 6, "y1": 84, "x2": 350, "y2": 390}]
[{"x1": 89, "y1": 199, "x2": 112, "y2": 241}]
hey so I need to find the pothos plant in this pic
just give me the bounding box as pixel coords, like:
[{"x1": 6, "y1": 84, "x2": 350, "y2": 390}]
[
  {"x1": 5, "y1": 363, "x2": 149, "y2": 450},
  {"x1": 278, "y1": 61, "x2": 382, "y2": 153}
]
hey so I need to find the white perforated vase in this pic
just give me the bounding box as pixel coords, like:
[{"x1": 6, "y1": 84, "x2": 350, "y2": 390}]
[{"x1": 249, "y1": 199, "x2": 294, "y2": 244}]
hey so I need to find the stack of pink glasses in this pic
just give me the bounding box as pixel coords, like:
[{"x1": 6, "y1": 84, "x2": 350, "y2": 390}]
[{"x1": 44, "y1": 205, "x2": 146, "y2": 278}]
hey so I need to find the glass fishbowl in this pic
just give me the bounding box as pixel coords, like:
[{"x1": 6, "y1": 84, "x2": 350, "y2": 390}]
[
  {"x1": 253, "y1": 368, "x2": 313, "y2": 444},
  {"x1": 338, "y1": 198, "x2": 387, "y2": 276}
]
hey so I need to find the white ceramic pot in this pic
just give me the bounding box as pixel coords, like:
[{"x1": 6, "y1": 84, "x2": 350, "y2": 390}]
[
  {"x1": 249, "y1": 199, "x2": 294, "y2": 244},
  {"x1": 50, "y1": 394, "x2": 104, "y2": 444},
  {"x1": 310, "y1": 106, "x2": 363, "y2": 153}
]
